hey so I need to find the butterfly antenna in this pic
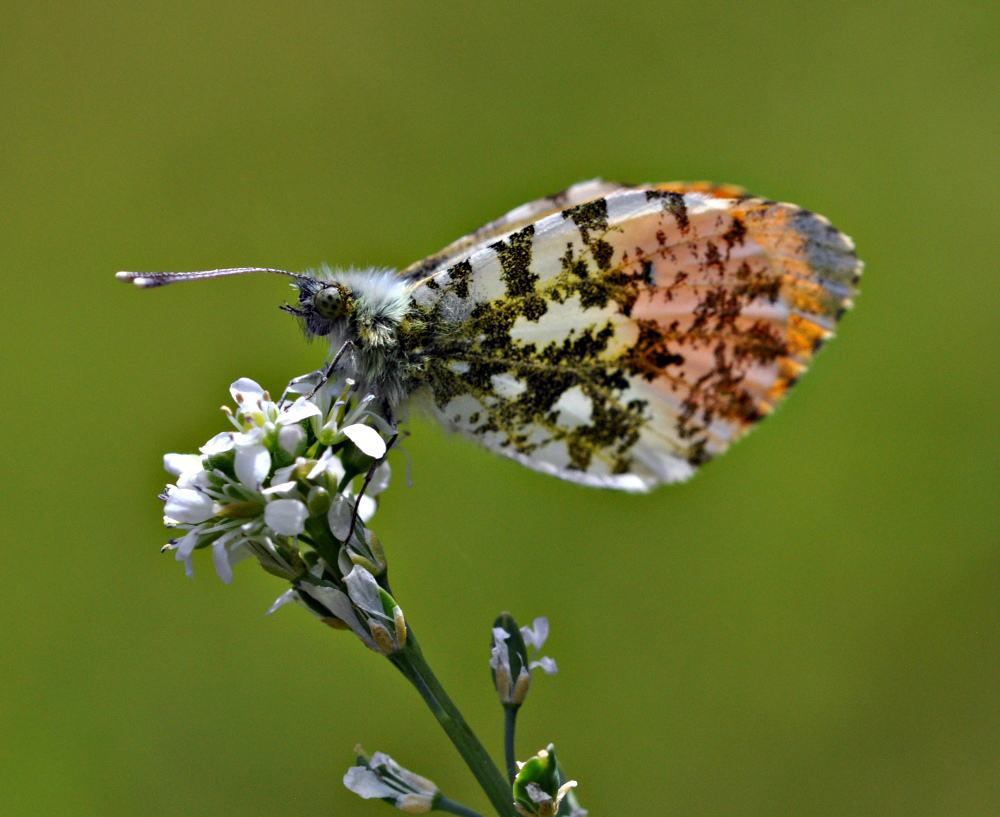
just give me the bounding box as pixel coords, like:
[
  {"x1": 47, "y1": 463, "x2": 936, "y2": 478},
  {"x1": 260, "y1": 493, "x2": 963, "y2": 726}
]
[{"x1": 115, "y1": 267, "x2": 310, "y2": 288}]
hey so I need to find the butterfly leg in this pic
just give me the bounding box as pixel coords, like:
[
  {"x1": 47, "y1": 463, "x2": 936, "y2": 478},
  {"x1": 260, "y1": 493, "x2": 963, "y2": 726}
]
[
  {"x1": 344, "y1": 408, "x2": 399, "y2": 542},
  {"x1": 305, "y1": 339, "x2": 355, "y2": 401}
]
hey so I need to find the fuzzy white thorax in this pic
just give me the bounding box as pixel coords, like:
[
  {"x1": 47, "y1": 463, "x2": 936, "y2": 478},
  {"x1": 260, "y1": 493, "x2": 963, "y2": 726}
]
[{"x1": 314, "y1": 265, "x2": 412, "y2": 334}]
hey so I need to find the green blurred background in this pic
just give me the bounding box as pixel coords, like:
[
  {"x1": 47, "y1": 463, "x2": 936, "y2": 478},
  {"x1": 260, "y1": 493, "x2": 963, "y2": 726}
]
[{"x1": 2, "y1": 2, "x2": 998, "y2": 815}]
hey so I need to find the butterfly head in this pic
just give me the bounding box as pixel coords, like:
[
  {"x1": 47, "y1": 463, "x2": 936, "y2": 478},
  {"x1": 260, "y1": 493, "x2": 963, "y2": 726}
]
[{"x1": 282, "y1": 275, "x2": 353, "y2": 340}]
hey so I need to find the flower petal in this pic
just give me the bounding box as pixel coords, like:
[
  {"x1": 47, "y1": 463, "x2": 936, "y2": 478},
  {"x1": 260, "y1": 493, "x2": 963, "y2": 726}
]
[
  {"x1": 263, "y1": 498, "x2": 308, "y2": 536},
  {"x1": 176, "y1": 468, "x2": 211, "y2": 490},
  {"x1": 230, "y1": 378, "x2": 265, "y2": 405},
  {"x1": 235, "y1": 444, "x2": 271, "y2": 489},
  {"x1": 261, "y1": 481, "x2": 298, "y2": 496},
  {"x1": 306, "y1": 448, "x2": 335, "y2": 481},
  {"x1": 357, "y1": 494, "x2": 377, "y2": 523},
  {"x1": 344, "y1": 565, "x2": 385, "y2": 618},
  {"x1": 490, "y1": 627, "x2": 511, "y2": 672},
  {"x1": 277, "y1": 425, "x2": 305, "y2": 457},
  {"x1": 266, "y1": 588, "x2": 297, "y2": 615},
  {"x1": 272, "y1": 463, "x2": 298, "y2": 485},
  {"x1": 324, "y1": 452, "x2": 346, "y2": 484},
  {"x1": 164, "y1": 453, "x2": 204, "y2": 478},
  {"x1": 342, "y1": 424, "x2": 386, "y2": 459},
  {"x1": 163, "y1": 487, "x2": 216, "y2": 524},
  {"x1": 278, "y1": 397, "x2": 322, "y2": 425},
  {"x1": 212, "y1": 534, "x2": 235, "y2": 584},
  {"x1": 233, "y1": 427, "x2": 266, "y2": 447},
  {"x1": 530, "y1": 656, "x2": 558, "y2": 674},
  {"x1": 369, "y1": 753, "x2": 439, "y2": 796},
  {"x1": 200, "y1": 432, "x2": 235, "y2": 456},
  {"x1": 343, "y1": 767, "x2": 398, "y2": 800},
  {"x1": 368, "y1": 461, "x2": 391, "y2": 495},
  {"x1": 174, "y1": 527, "x2": 202, "y2": 563},
  {"x1": 521, "y1": 617, "x2": 549, "y2": 650}
]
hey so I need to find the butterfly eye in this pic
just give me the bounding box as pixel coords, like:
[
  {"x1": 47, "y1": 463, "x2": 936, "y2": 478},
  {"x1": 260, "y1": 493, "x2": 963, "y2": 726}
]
[{"x1": 314, "y1": 285, "x2": 345, "y2": 319}]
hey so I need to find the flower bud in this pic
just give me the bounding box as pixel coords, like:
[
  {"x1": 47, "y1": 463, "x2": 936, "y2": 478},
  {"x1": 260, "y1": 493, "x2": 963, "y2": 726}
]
[
  {"x1": 491, "y1": 613, "x2": 530, "y2": 706},
  {"x1": 277, "y1": 423, "x2": 307, "y2": 456},
  {"x1": 512, "y1": 745, "x2": 577, "y2": 817},
  {"x1": 344, "y1": 566, "x2": 406, "y2": 655},
  {"x1": 491, "y1": 613, "x2": 557, "y2": 707},
  {"x1": 343, "y1": 748, "x2": 439, "y2": 813},
  {"x1": 306, "y1": 486, "x2": 332, "y2": 516},
  {"x1": 346, "y1": 527, "x2": 388, "y2": 577}
]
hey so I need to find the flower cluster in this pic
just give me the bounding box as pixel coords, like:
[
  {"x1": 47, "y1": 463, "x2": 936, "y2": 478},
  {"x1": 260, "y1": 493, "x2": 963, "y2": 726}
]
[
  {"x1": 161, "y1": 375, "x2": 404, "y2": 654},
  {"x1": 157, "y1": 372, "x2": 587, "y2": 816}
]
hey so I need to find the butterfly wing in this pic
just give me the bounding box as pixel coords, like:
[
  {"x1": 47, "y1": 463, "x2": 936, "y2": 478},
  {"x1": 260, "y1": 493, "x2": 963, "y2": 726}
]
[
  {"x1": 403, "y1": 184, "x2": 861, "y2": 491},
  {"x1": 399, "y1": 180, "x2": 630, "y2": 284}
]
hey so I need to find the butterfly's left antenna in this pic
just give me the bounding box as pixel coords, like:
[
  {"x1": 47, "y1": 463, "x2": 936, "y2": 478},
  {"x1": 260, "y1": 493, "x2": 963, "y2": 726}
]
[{"x1": 116, "y1": 267, "x2": 309, "y2": 288}]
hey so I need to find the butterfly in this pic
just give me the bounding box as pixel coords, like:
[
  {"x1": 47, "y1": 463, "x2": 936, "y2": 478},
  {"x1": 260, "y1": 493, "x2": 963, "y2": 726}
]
[{"x1": 118, "y1": 179, "x2": 861, "y2": 492}]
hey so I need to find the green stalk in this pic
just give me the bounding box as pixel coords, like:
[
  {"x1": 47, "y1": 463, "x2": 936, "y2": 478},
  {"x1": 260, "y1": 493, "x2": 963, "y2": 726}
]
[
  {"x1": 391, "y1": 634, "x2": 518, "y2": 817},
  {"x1": 503, "y1": 706, "x2": 518, "y2": 784},
  {"x1": 435, "y1": 795, "x2": 487, "y2": 817}
]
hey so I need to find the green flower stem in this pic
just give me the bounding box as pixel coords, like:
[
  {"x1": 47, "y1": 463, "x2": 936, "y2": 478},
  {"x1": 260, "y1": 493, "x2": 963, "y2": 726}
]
[
  {"x1": 391, "y1": 634, "x2": 518, "y2": 817},
  {"x1": 435, "y1": 795, "x2": 487, "y2": 817},
  {"x1": 503, "y1": 707, "x2": 518, "y2": 784}
]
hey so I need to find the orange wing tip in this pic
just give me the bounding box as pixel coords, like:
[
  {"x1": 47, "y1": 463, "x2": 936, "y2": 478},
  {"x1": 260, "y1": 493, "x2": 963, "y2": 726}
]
[
  {"x1": 787, "y1": 314, "x2": 834, "y2": 358},
  {"x1": 766, "y1": 358, "x2": 810, "y2": 403},
  {"x1": 653, "y1": 180, "x2": 750, "y2": 198}
]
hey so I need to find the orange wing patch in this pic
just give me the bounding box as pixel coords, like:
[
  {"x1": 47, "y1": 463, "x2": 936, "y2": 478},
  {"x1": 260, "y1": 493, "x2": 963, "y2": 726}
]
[{"x1": 601, "y1": 191, "x2": 859, "y2": 459}]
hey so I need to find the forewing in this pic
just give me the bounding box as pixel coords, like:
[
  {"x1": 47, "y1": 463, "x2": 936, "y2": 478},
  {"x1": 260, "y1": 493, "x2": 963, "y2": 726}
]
[
  {"x1": 399, "y1": 180, "x2": 628, "y2": 283},
  {"x1": 405, "y1": 184, "x2": 861, "y2": 491}
]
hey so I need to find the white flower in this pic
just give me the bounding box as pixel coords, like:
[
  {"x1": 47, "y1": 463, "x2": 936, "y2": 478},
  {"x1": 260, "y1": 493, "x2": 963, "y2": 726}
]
[
  {"x1": 266, "y1": 588, "x2": 297, "y2": 615},
  {"x1": 343, "y1": 750, "x2": 439, "y2": 814},
  {"x1": 285, "y1": 373, "x2": 390, "y2": 454}
]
